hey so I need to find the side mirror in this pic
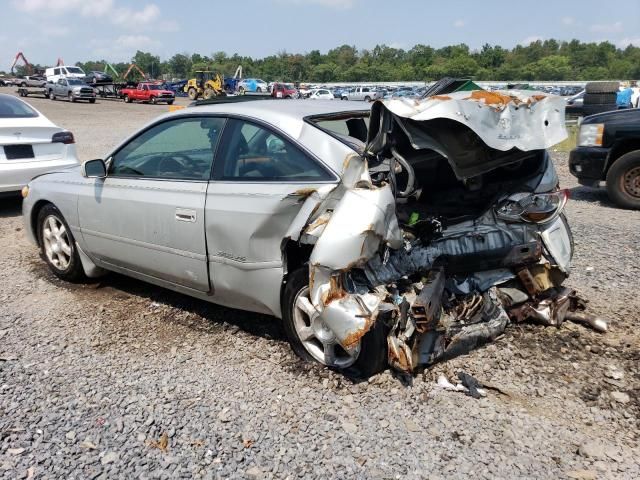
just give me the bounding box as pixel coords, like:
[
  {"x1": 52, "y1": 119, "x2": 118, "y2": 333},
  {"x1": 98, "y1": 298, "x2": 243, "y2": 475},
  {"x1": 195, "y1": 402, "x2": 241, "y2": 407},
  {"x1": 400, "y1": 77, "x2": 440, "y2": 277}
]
[{"x1": 82, "y1": 159, "x2": 107, "y2": 178}]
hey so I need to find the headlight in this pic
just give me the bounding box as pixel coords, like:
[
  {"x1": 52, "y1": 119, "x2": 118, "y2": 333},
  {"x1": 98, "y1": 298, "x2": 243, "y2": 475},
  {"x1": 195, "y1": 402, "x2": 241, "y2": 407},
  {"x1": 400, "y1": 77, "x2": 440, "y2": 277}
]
[
  {"x1": 496, "y1": 190, "x2": 569, "y2": 224},
  {"x1": 21, "y1": 186, "x2": 29, "y2": 198},
  {"x1": 577, "y1": 123, "x2": 604, "y2": 147}
]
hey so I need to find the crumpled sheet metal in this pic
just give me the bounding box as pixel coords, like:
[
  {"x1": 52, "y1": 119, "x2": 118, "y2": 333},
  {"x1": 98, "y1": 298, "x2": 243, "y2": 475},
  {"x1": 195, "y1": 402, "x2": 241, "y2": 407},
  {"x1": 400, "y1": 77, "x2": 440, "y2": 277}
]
[
  {"x1": 300, "y1": 154, "x2": 404, "y2": 353},
  {"x1": 377, "y1": 90, "x2": 568, "y2": 153}
]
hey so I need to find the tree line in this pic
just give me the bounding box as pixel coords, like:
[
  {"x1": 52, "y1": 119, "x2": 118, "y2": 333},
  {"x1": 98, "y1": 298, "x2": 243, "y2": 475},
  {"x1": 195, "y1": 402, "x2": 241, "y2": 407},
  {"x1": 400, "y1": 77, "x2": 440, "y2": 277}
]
[{"x1": 8, "y1": 40, "x2": 640, "y2": 82}]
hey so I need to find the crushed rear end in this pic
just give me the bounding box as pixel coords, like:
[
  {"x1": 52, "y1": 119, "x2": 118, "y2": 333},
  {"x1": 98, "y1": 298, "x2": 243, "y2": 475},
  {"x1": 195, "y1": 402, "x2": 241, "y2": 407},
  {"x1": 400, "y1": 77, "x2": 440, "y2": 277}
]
[{"x1": 292, "y1": 90, "x2": 602, "y2": 373}]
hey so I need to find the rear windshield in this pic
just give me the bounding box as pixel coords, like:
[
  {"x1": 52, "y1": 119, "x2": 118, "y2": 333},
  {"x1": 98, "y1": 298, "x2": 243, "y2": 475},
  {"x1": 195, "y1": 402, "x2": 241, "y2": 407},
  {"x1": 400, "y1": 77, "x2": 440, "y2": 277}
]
[
  {"x1": 0, "y1": 95, "x2": 39, "y2": 118},
  {"x1": 307, "y1": 111, "x2": 370, "y2": 153}
]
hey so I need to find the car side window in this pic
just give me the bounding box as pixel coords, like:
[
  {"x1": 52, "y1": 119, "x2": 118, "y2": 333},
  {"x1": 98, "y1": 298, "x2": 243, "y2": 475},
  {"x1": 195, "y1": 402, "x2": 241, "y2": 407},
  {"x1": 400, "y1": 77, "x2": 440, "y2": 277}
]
[
  {"x1": 54, "y1": 68, "x2": 60, "y2": 75},
  {"x1": 213, "y1": 119, "x2": 332, "y2": 182},
  {"x1": 110, "y1": 116, "x2": 225, "y2": 180}
]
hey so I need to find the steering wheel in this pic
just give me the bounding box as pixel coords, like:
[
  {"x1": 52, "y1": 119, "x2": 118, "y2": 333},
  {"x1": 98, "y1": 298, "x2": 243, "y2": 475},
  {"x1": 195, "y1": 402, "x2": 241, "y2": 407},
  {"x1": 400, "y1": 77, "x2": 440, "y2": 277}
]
[{"x1": 157, "y1": 153, "x2": 192, "y2": 175}]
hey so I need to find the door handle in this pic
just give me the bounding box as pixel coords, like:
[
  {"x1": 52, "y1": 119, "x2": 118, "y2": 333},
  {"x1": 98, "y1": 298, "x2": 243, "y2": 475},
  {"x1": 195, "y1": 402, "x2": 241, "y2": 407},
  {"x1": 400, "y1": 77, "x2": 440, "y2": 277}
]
[{"x1": 175, "y1": 208, "x2": 196, "y2": 223}]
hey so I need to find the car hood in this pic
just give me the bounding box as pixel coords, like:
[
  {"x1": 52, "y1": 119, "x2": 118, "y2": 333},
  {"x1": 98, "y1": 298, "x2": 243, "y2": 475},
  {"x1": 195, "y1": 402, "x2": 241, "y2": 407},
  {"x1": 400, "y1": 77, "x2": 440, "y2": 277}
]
[
  {"x1": 365, "y1": 90, "x2": 567, "y2": 179},
  {"x1": 581, "y1": 106, "x2": 640, "y2": 125}
]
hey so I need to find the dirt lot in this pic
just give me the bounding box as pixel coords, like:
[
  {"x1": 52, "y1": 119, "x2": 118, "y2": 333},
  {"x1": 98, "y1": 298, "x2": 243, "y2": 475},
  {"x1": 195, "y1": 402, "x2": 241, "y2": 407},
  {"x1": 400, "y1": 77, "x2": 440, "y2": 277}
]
[{"x1": 1, "y1": 89, "x2": 639, "y2": 479}]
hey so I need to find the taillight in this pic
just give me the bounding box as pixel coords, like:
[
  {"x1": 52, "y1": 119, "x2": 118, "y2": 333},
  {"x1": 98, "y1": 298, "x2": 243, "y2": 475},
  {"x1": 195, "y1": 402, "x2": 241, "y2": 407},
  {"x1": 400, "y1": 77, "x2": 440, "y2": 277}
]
[
  {"x1": 52, "y1": 131, "x2": 75, "y2": 144},
  {"x1": 496, "y1": 190, "x2": 569, "y2": 224}
]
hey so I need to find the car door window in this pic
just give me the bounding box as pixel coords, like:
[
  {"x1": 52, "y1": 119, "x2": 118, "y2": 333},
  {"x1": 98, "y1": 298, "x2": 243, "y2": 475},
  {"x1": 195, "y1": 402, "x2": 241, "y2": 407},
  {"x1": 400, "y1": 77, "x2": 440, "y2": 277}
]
[
  {"x1": 213, "y1": 119, "x2": 332, "y2": 182},
  {"x1": 110, "y1": 116, "x2": 225, "y2": 180}
]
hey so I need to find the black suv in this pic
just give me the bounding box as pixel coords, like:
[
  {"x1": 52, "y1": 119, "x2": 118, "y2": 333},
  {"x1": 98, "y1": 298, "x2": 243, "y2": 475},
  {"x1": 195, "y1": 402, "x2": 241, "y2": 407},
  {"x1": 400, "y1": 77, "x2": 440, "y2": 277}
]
[{"x1": 569, "y1": 108, "x2": 640, "y2": 209}]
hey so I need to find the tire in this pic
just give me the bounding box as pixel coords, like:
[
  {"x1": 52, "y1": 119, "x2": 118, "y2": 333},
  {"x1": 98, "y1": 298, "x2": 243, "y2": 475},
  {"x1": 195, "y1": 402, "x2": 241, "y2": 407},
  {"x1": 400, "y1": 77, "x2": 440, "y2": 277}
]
[
  {"x1": 188, "y1": 87, "x2": 198, "y2": 100},
  {"x1": 582, "y1": 104, "x2": 617, "y2": 116},
  {"x1": 203, "y1": 88, "x2": 215, "y2": 100},
  {"x1": 585, "y1": 81, "x2": 620, "y2": 94},
  {"x1": 20, "y1": 82, "x2": 26, "y2": 87},
  {"x1": 583, "y1": 93, "x2": 618, "y2": 105},
  {"x1": 256, "y1": 87, "x2": 262, "y2": 93},
  {"x1": 239, "y1": 86, "x2": 246, "y2": 94},
  {"x1": 150, "y1": 96, "x2": 157, "y2": 104},
  {"x1": 49, "y1": 90, "x2": 55, "y2": 100},
  {"x1": 68, "y1": 92, "x2": 75, "y2": 103},
  {"x1": 167, "y1": 100, "x2": 174, "y2": 105},
  {"x1": 606, "y1": 150, "x2": 640, "y2": 209},
  {"x1": 364, "y1": 96, "x2": 371, "y2": 102},
  {"x1": 282, "y1": 267, "x2": 387, "y2": 378},
  {"x1": 89, "y1": 99, "x2": 95, "y2": 104},
  {"x1": 37, "y1": 204, "x2": 87, "y2": 282},
  {"x1": 123, "y1": 94, "x2": 130, "y2": 103}
]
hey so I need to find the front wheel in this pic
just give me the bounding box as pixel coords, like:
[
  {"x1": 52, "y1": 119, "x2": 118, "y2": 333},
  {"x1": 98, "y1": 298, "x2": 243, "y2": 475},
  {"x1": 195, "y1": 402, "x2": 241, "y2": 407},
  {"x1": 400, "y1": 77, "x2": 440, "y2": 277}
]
[
  {"x1": 37, "y1": 204, "x2": 86, "y2": 282},
  {"x1": 606, "y1": 150, "x2": 640, "y2": 209},
  {"x1": 167, "y1": 100, "x2": 174, "y2": 105},
  {"x1": 282, "y1": 267, "x2": 387, "y2": 377},
  {"x1": 68, "y1": 92, "x2": 75, "y2": 103},
  {"x1": 150, "y1": 96, "x2": 157, "y2": 104},
  {"x1": 49, "y1": 90, "x2": 55, "y2": 100},
  {"x1": 123, "y1": 94, "x2": 130, "y2": 103}
]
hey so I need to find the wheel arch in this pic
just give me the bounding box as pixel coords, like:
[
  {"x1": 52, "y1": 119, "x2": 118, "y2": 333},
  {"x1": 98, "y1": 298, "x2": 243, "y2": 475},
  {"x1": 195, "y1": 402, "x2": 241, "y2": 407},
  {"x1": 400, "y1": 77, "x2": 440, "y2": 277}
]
[
  {"x1": 30, "y1": 199, "x2": 54, "y2": 247},
  {"x1": 606, "y1": 138, "x2": 640, "y2": 173},
  {"x1": 280, "y1": 239, "x2": 313, "y2": 304}
]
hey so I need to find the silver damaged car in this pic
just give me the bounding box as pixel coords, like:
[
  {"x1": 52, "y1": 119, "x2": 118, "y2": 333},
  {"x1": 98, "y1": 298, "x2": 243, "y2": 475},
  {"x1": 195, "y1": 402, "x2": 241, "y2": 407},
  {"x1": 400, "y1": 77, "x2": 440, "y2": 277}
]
[{"x1": 23, "y1": 92, "x2": 596, "y2": 376}]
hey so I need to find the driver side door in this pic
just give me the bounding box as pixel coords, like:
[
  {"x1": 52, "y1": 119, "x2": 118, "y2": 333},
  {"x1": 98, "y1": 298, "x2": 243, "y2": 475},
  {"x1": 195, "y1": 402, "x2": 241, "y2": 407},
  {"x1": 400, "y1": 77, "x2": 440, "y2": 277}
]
[{"x1": 78, "y1": 115, "x2": 225, "y2": 292}]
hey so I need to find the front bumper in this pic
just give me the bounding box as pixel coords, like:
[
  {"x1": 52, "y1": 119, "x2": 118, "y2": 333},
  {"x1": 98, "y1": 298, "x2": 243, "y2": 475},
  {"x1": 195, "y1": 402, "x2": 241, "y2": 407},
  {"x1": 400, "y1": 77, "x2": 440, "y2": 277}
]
[{"x1": 569, "y1": 146, "x2": 609, "y2": 186}]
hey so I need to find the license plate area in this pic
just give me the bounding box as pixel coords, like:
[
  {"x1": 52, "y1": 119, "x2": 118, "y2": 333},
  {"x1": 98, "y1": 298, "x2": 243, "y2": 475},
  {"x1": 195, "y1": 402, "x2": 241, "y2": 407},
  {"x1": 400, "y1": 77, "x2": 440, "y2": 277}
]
[{"x1": 4, "y1": 144, "x2": 35, "y2": 160}]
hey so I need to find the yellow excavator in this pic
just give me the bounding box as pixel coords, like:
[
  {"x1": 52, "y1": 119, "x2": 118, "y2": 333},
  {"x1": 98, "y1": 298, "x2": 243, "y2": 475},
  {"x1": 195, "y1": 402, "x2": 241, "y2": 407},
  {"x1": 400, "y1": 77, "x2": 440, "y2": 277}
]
[{"x1": 184, "y1": 71, "x2": 224, "y2": 100}]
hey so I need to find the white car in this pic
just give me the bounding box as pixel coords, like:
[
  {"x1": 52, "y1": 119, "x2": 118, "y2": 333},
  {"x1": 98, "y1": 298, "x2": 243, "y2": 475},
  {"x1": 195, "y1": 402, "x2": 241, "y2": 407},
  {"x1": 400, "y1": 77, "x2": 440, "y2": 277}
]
[
  {"x1": 308, "y1": 89, "x2": 335, "y2": 100},
  {"x1": 0, "y1": 93, "x2": 79, "y2": 194},
  {"x1": 45, "y1": 65, "x2": 86, "y2": 84}
]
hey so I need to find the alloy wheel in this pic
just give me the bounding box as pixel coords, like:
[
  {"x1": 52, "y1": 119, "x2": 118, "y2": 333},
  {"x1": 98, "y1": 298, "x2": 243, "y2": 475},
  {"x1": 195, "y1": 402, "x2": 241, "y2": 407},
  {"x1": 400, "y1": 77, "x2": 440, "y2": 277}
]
[
  {"x1": 292, "y1": 286, "x2": 360, "y2": 368},
  {"x1": 42, "y1": 215, "x2": 72, "y2": 271}
]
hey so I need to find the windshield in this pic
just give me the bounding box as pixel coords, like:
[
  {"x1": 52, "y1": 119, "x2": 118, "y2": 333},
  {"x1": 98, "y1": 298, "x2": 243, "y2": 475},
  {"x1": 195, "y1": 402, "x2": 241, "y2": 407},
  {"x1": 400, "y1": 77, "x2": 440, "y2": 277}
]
[
  {"x1": 68, "y1": 79, "x2": 85, "y2": 85},
  {"x1": 284, "y1": 84, "x2": 295, "y2": 89},
  {"x1": 66, "y1": 67, "x2": 84, "y2": 74},
  {"x1": 0, "y1": 95, "x2": 39, "y2": 118}
]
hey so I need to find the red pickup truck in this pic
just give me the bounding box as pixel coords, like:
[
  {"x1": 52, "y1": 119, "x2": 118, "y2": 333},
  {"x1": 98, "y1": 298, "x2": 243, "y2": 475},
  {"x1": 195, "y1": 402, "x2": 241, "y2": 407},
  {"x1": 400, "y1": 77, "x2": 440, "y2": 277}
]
[{"x1": 121, "y1": 82, "x2": 175, "y2": 105}]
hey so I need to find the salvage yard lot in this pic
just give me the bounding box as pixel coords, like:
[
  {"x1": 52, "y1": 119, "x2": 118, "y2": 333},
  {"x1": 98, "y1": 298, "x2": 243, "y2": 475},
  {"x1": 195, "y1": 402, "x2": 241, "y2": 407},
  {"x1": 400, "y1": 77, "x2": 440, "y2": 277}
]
[{"x1": 1, "y1": 91, "x2": 639, "y2": 479}]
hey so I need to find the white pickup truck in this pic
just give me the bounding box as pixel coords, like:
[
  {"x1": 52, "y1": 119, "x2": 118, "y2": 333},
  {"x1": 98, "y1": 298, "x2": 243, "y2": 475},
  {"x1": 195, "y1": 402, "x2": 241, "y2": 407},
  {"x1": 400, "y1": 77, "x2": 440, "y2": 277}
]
[{"x1": 341, "y1": 86, "x2": 381, "y2": 102}]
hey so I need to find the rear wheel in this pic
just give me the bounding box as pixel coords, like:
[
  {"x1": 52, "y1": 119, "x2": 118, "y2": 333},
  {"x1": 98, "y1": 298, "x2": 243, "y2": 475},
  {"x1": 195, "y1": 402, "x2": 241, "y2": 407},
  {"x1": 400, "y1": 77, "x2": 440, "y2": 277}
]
[
  {"x1": 364, "y1": 96, "x2": 371, "y2": 102},
  {"x1": 203, "y1": 88, "x2": 215, "y2": 100},
  {"x1": 89, "y1": 99, "x2": 96, "y2": 104},
  {"x1": 167, "y1": 100, "x2": 174, "y2": 105},
  {"x1": 282, "y1": 267, "x2": 387, "y2": 377},
  {"x1": 49, "y1": 90, "x2": 55, "y2": 100},
  {"x1": 123, "y1": 94, "x2": 130, "y2": 103},
  {"x1": 37, "y1": 204, "x2": 86, "y2": 282},
  {"x1": 187, "y1": 87, "x2": 198, "y2": 100},
  {"x1": 606, "y1": 150, "x2": 640, "y2": 209}
]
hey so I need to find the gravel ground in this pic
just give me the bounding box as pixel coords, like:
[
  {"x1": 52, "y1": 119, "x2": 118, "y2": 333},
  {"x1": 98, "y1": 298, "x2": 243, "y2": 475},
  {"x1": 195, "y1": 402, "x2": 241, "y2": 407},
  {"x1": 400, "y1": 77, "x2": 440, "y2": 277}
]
[{"x1": 1, "y1": 90, "x2": 639, "y2": 479}]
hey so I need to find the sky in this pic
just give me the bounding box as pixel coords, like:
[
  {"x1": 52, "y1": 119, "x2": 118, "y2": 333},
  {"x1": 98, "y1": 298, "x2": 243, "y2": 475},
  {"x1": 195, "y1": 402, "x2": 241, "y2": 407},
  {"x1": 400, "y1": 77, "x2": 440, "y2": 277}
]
[{"x1": 2, "y1": 0, "x2": 640, "y2": 69}]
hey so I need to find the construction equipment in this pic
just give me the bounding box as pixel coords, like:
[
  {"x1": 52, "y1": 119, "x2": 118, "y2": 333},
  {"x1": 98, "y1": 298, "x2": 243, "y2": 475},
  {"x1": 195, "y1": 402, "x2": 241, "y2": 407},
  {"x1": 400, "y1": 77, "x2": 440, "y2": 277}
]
[
  {"x1": 184, "y1": 71, "x2": 225, "y2": 100},
  {"x1": 103, "y1": 63, "x2": 120, "y2": 78},
  {"x1": 10, "y1": 52, "x2": 32, "y2": 75},
  {"x1": 122, "y1": 63, "x2": 147, "y2": 83},
  {"x1": 55, "y1": 58, "x2": 64, "y2": 67}
]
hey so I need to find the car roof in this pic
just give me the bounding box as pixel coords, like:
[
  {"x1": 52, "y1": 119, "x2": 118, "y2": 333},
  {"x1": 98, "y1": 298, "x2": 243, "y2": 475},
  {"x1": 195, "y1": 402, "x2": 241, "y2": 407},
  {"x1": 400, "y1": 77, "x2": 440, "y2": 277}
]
[{"x1": 174, "y1": 99, "x2": 369, "y2": 129}]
